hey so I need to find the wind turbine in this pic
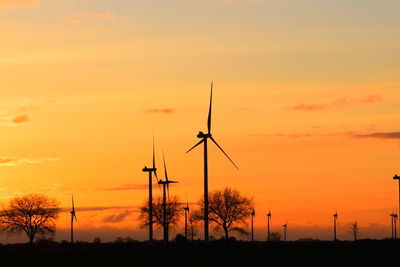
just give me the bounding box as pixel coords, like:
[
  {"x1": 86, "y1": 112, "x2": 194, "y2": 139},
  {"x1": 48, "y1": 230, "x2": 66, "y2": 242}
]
[
  {"x1": 183, "y1": 202, "x2": 190, "y2": 240},
  {"x1": 70, "y1": 195, "x2": 77, "y2": 244},
  {"x1": 186, "y1": 82, "x2": 238, "y2": 242},
  {"x1": 352, "y1": 221, "x2": 358, "y2": 241},
  {"x1": 333, "y1": 211, "x2": 338, "y2": 241},
  {"x1": 390, "y1": 212, "x2": 398, "y2": 239},
  {"x1": 251, "y1": 208, "x2": 255, "y2": 242},
  {"x1": 267, "y1": 210, "x2": 272, "y2": 241},
  {"x1": 158, "y1": 152, "x2": 178, "y2": 244},
  {"x1": 282, "y1": 222, "x2": 288, "y2": 242},
  {"x1": 142, "y1": 137, "x2": 158, "y2": 242}
]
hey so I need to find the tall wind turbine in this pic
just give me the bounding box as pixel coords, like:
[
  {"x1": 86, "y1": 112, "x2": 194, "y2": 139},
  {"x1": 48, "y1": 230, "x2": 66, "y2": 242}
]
[
  {"x1": 186, "y1": 82, "x2": 238, "y2": 242},
  {"x1": 333, "y1": 211, "x2": 338, "y2": 241},
  {"x1": 282, "y1": 222, "x2": 288, "y2": 242},
  {"x1": 184, "y1": 202, "x2": 190, "y2": 240},
  {"x1": 142, "y1": 137, "x2": 158, "y2": 242},
  {"x1": 158, "y1": 152, "x2": 178, "y2": 244},
  {"x1": 352, "y1": 221, "x2": 358, "y2": 241},
  {"x1": 70, "y1": 195, "x2": 77, "y2": 244},
  {"x1": 251, "y1": 208, "x2": 255, "y2": 242},
  {"x1": 390, "y1": 212, "x2": 398, "y2": 239},
  {"x1": 267, "y1": 210, "x2": 272, "y2": 241}
]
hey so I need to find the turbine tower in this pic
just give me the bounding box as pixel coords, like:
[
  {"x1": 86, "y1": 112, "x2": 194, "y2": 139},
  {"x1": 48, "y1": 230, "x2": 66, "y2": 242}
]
[
  {"x1": 282, "y1": 222, "x2": 288, "y2": 242},
  {"x1": 393, "y1": 174, "x2": 400, "y2": 234},
  {"x1": 267, "y1": 210, "x2": 272, "y2": 241},
  {"x1": 142, "y1": 137, "x2": 158, "y2": 242},
  {"x1": 333, "y1": 211, "x2": 338, "y2": 241},
  {"x1": 158, "y1": 152, "x2": 178, "y2": 244},
  {"x1": 184, "y1": 202, "x2": 190, "y2": 240},
  {"x1": 70, "y1": 195, "x2": 77, "y2": 243},
  {"x1": 251, "y1": 208, "x2": 255, "y2": 242},
  {"x1": 390, "y1": 212, "x2": 398, "y2": 239},
  {"x1": 186, "y1": 82, "x2": 238, "y2": 242}
]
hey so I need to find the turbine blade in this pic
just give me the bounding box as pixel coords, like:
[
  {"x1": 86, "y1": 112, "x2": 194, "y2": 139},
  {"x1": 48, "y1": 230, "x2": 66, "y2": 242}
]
[
  {"x1": 152, "y1": 134, "x2": 156, "y2": 169},
  {"x1": 72, "y1": 195, "x2": 75, "y2": 212},
  {"x1": 186, "y1": 139, "x2": 204, "y2": 153},
  {"x1": 153, "y1": 170, "x2": 159, "y2": 181},
  {"x1": 163, "y1": 151, "x2": 169, "y2": 182},
  {"x1": 207, "y1": 82, "x2": 213, "y2": 134},
  {"x1": 210, "y1": 136, "x2": 238, "y2": 169}
]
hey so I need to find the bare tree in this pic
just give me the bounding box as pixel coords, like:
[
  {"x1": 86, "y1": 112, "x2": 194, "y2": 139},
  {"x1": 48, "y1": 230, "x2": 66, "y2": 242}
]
[
  {"x1": 139, "y1": 196, "x2": 182, "y2": 231},
  {"x1": 198, "y1": 188, "x2": 253, "y2": 239},
  {"x1": 0, "y1": 194, "x2": 60, "y2": 246}
]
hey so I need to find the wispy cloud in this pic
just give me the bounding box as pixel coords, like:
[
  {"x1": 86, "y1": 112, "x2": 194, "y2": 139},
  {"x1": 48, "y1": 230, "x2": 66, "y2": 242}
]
[
  {"x1": 99, "y1": 184, "x2": 157, "y2": 191},
  {"x1": 288, "y1": 104, "x2": 328, "y2": 111},
  {"x1": 65, "y1": 11, "x2": 117, "y2": 24},
  {"x1": 0, "y1": 0, "x2": 39, "y2": 8},
  {"x1": 102, "y1": 210, "x2": 131, "y2": 223},
  {"x1": 60, "y1": 206, "x2": 137, "y2": 213},
  {"x1": 351, "y1": 132, "x2": 400, "y2": 139},
  {"x1": 0, "y1": 157, "x2": 59, "y2": 167},
  {"x1": 287, "y1": 94, "x2": 384, "y2": 112},
  {"x1": 145, "y1": 108, "x2": 174, "y2": 114}
]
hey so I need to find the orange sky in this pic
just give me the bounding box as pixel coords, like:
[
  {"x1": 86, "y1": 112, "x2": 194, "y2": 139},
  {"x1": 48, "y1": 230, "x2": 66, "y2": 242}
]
[{"x1": 0, "y1": 0, "x2": 400, "y2": 242}]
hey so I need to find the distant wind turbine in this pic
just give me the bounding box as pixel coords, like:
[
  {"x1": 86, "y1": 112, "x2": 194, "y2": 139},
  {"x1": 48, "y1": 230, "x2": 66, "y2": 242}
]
[
  {"x1": 186, "y1": 82, "x2": 238, "y2": 242},
  {"x1": 352, "y1": 221, "x2": 358, "y2": 241},
  {"x1": 333, "y1": 211, "x2": 338, "y2": 241},
  {"x1": 158, "y1": 152, "x2": 178, "y2": 244},
  {"x1": 267, "y1": 210, "x2": 272, "y2": 241},
  {"x1": 142, "y1": 136, "x2": 158, "y2": 242},
  {"x1": 282, "y1": 222, "x2": 288, "y2": 242},
  {"x1": 183, "y1": 202, "x2": 190, "y2": 240},
  {"x1": 251, "y1": 208, "x2": 255, "y2": 242},
  {"x1": 70, "y1": 195, "x2": 77, "y2": 244}
]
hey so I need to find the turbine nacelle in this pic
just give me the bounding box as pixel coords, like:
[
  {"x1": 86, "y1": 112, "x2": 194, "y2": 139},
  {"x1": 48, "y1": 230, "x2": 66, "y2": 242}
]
[
  {"x1": 197, "y1": 131, "x2": 212, "y2": 138},
  {"x1": 143, "y1": 166, "x2": 157, "y2": 172},
  {"x1": 394, "y1": 174, "x2": 400, "y2": 180}
]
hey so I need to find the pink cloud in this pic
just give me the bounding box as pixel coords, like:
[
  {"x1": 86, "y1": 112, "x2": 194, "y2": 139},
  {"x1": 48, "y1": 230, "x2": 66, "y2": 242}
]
[
  {"x1": 65, "y1": 11, "x2": 116, "y2": 24},
  {"x1": 12, "y1": 114, "x2": 29, "y2": 124},
  {"x1": 146, "y1": 108, "x2": 174, "y2": 114},
  {"x1": 287, "y1": 104, "x2": 328, "y2": 111}
]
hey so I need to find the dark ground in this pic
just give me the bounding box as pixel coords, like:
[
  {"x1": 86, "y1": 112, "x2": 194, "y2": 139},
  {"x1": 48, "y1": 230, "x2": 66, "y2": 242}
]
[{"x1": 0, "y1": 239, "x2": 399, "y2": 266}]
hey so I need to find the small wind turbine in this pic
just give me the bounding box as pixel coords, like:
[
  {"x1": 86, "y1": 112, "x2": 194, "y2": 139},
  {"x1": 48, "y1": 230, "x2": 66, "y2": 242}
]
[
  {"x1": 282, "y1": 221, "x2": 288, "y2": 242},
  {"x1": 70, "y1": 195, "x2": 77, "y2": 244},
  {"x1": 142, "y1": 136, "x2": 158, "y2": 242},
  {"x1": 267, "y1": 210, "x2": 272, "y2": 241},
  {"x1": 390, "y1": 212, "x2": 398, "y2": 239},
  {"x1": 186, "y1": 82, "x2": 238, "y2": 242},
  {"x1": 352, "y1": 221, "x2": 358, "y2": 241},
  {"x1": 184, "y1": 202, "x2": 190, "y2": 240},
  {"x1": 333, "y1": 211, "x2": 338, "y2": 241},
  {"x1": 158, "y1": 152, "x2": 178, "y2": 244},
  {"x1": 251, "y1": 208, "x2": 255, "y2": 242}
]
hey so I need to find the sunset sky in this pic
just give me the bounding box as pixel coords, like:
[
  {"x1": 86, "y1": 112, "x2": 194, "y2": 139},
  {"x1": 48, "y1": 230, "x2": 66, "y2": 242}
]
[{"x1": 1, "y1": 0, "x2": 400, "y2": 242}]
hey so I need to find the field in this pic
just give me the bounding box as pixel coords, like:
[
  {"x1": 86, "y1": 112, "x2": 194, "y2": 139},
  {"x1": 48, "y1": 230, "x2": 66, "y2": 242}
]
[{"x1": 0, "y1": 239, "x2": 398, "y2": 266}]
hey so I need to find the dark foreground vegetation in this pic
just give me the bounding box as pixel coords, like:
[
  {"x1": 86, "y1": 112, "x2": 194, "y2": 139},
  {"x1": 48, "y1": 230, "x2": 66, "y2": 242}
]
[{"x1": 0, "y1": 239, "x2": 399, "y2": 266}]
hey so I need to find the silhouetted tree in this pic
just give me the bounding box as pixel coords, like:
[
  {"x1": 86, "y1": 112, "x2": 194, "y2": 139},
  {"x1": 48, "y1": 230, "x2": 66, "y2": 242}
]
[
  {"x1": 139, "y1": 196, "x2": 182, "y2": 231},
  {"x1": 197, "y1": 188, "x2": 253, "y2": 239},
  {"x1": 188, "y1": 210, "x2": 200, "y2": 241},
  {"x1": 0, "y1": 194, "x2": 60, "y2": 246}
]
